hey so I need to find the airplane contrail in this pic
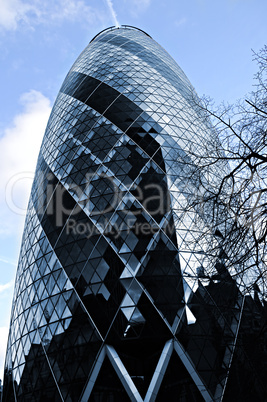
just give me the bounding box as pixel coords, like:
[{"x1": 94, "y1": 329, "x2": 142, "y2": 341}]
[{"x1": 106, "y1": 0, "x2": 120, "y2": 27}]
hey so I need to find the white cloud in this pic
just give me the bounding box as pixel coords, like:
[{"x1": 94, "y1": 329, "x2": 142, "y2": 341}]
[
  {"x1": 0, "y1": 284, "x2": 13, "y2": 376},
  {"x1": 129, "y1": 0, "x2": 151, "y2": 16},
  {"x1": 0, "y1": 0, "x2": 105, "y2": 31},
  {"x1": 48, "y1": 0, "x2": 104, "y2": 25},
  {"x1": 0, "y1": 0, "x2": 38, "y2": 30},
  {"x1": 0, "y1": 284, "x2": 14, "y2": 377},
  {"x1": 175, "y1": 17, "x2": 187, "y2": 28},
  {"x1": 0, "y1": 280, "x2": 13, "y2": 294},
  {"x1": 0, "y1": 90, "x2": 51, "y2": 237},
  {"x1": 0, "y1": 326, "x2": 9, "y2": 379},
  {"x1": 0, "y1": 257, "x2": 16, "y2": 266}
]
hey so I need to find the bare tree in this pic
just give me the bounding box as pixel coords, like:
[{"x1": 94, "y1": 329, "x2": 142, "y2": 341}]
[{"x1": 184, "y1": 46, "x2": 267, "y2": 297}]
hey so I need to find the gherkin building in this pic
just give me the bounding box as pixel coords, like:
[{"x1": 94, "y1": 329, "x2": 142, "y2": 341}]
[{"x1": 3, "y1": 26, "x2": 267, "y2": 401}]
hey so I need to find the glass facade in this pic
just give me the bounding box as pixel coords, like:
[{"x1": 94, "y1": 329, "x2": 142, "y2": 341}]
[{"x1": 2, "y1": 26, "x2": 267, "y2": 401}]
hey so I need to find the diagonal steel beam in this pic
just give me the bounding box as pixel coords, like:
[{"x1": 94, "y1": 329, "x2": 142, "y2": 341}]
[{"x1": 144, "y1": 339, "x2": 173, "y2": 402}]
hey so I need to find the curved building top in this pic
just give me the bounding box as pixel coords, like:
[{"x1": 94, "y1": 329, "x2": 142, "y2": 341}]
[
  {"x1": 90, "y1": 25, "x2": 153, "y2": 42},
  {"x1": 76, "y1": 25, "x2": 192, "y2": 90},
  {"x1": 62, "y1": 25, "x2": 219, "y2": 159}
]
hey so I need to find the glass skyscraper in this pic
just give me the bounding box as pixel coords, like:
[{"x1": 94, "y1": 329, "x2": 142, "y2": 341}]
[{"x1": 3, "y1": 26, "x2": 266, "y2": 401}]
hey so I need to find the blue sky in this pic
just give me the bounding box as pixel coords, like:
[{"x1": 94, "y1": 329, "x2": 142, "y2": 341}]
[{"x1": 0, "y1": 0, "x2": 266, "y2": 378}]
